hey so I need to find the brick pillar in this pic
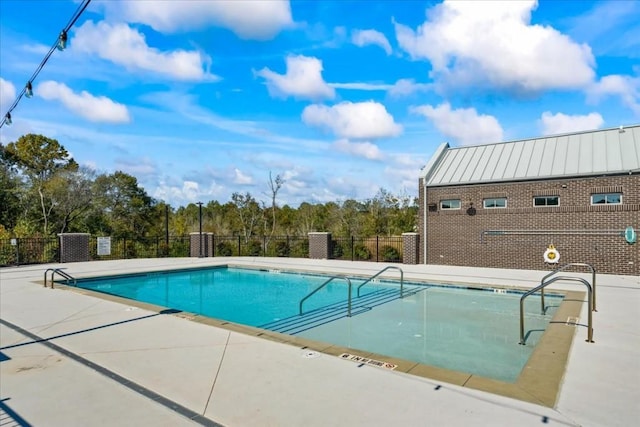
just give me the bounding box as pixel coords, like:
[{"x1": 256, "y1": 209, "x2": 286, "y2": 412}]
[
  {"x1": 58, "y1": 233, "x2": 90, "y2": 263},
  {"x1": 402, "y1": 233, "x2": 420, "y2": 265},
  {"x1": 207, "y1": 233, "x2": 214, "y2": 257},
  {"x1": 190, "y1": 232, "x2": 206, "y2": 257},
  {"x1": 308, "y1": 232, "x2": 331, "y2": 259}
]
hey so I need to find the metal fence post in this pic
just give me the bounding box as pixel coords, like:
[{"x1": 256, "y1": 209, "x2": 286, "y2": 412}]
[{"x1": 351, "y1": 236, "x2": 354, "y2": 261}]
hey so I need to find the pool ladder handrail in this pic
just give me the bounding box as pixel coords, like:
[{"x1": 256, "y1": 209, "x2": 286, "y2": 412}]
[
  {"x1": 356, "y1": 266, "x2": 404, "y2": 298},
  {"x1": 539, "y1": 262, "x2": 597, "y2": 313},
  {"x1": 299, "y1": 276, "x2": 352, "y2": 317},
  {"x1": 44, "y1": 268, "x2": 76, "y2": 289},
  {"x1": 519, "y1": 275, "x2": 594, "y2": 345}
]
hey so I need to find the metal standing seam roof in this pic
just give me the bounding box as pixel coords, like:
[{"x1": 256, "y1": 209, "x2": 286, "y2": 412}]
[{"x1": 421, "y1": 124, "x2": 640, "y2": 186}]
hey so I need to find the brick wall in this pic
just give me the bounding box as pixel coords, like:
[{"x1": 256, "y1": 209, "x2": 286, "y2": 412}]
[
  {"x1": 58, "y1": 233, "x2": 90, "y2": 263},
  {"x1": 308, "y1": 232, "x2": 331, "y2": 259},
  {"x1": 402, "y1": 233, "x2": 419, "y2": 264},
  {"x1": 419, "y1": 175, "x2": 639, "y2": 275}
]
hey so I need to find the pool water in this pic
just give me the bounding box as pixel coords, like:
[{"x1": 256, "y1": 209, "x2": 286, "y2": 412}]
[{"x1": 76, "y1": 267, "x2": 560, "y2": 382}]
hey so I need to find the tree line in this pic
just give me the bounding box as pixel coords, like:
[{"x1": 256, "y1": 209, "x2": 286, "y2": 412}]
[{"x1": 1, "y1": 134, "x2": 418, "y2": 241}]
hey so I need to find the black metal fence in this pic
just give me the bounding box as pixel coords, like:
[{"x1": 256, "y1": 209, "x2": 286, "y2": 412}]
[
  {"x1": 331, "y1": 236, "x2": 403, "y2": 263},
  {"x1": 0, "y1": 234, "x2": 403, "y2": 266},
  {"x1": 212, "y1": 235, "x2": 309, "y2": 257},
  {"x1": 88, "y1": 236, "x2": 191, "y2": 260},
  {"x1": 0, "y1": 237, "x2": 59, "y2": 266}
]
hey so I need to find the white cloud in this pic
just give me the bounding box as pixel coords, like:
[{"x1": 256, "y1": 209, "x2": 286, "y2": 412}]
[
  {"x1": 329, "y1": 78, "x2": 430, "y2": 97},
  {"x1": 539, "y1": 112, "x2": 604, "y2": 135},
  {"x1": 72, "y1": 20, "x2": 216, "y2": 81},
  {"x1": 388, "y1": 79, "x2": 432, "y2": 97},
  {"x1": 394, "y1": 0, "x2": 595, "y2": 92},
  {"x1": 103, "y1": 0, "x2": 293, "y2": 40},
  {"x1": 352, "y1": 29, "x2": 392, "y2": 55},
  {"x1": 154, "y1": 180, "x2": 200, "y2": 204},
  {"x1": 233, "y1": 168, "x2": 254, "y2": 185},
  {"x1": 0, "y1": 77, "x2": 16, "y2": 113},
  {"x1": 256, "y1": 55, "x2": 335, "y2": 100},
  {"x1": 302, "y1": 101, "x2": 402, "y2": 140},
  {"x1": 587, "y1": 74, "x2": 640, "y2": 115},
  {"x1": 36, "y1": 81, "x2": 130, "y2": 124},
  {"x1": 329, "y1": 82, "x2": 393, "y2": 91},
  {"x1": 114, "y1": 157, "x2": 158, "y2": 179},
  {"x1": 333, "y1": 139, "x2": 383, "y2": 160},
  {"x1": 411, "y1": 102, "x2": 503, "y2": 145}
]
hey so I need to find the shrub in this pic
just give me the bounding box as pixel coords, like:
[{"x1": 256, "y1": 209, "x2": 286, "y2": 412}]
[
  {"x1": 275, "y1": 241, "x2": 290, "y2": 257},
  {"x1": 246, "y1": 240, "x2": 262, "y2": 256},
  {"x1": 381, "y1": 245, "x2": 401, "y2": 262},
  {"x1": 216, "y1": 241, "x2": 234, "y2": 256},
  {"x1": 291, "y1": 239, "x2": 309, "y2": 258},
  {"x1": 331, "y1": 240, "x2": 344, "y2": 259},
  {"x1": 354, "y1": 244, "x2": 371, "y2": 261}
]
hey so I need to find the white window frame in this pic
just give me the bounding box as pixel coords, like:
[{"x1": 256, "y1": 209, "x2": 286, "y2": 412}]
[
  {"x1": 591, "y1": 193, "x2": 622, "y2": 205},
  {"x1": 440, "y1": 199, "x2": 461, "y2": 210},
  {"x1": 483, "y1": 197, "x2": 507, "y2": 209},
  {"x1": 533, "y1": 196, "x2": 559, "y2": 207}
]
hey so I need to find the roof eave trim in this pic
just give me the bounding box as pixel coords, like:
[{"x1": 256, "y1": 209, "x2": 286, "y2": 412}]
[
  {"x1": 420, "y1": 142, "x2": 449, "y2": 183},
  {"x1": 424, "y1": 170, "x2": 639, "y2": 187}
]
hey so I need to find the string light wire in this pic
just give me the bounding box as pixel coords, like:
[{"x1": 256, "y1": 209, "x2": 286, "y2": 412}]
[{"x1": 0, "y1": 0, "x2": 92, "y2": 129}]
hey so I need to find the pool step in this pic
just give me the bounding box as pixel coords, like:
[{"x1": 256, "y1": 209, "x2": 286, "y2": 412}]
[
  {"x1": 260, "y1": 286, "x2": 424, "y2": 335},
  {"x1": 260, "y1": 288, "x2": 399, "y2": 331}
]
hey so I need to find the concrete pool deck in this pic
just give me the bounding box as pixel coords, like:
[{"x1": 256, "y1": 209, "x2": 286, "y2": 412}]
[{"x1": 1, "y1": 257, "x2": 638, "y2": 426}]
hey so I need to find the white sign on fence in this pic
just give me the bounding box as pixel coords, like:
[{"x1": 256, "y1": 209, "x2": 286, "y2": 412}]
[
  {"x1": 10, "y1": 239, "x2": 17, "y2": 246},
  {"x1": 97, "y1": 237, "x2": 111, "y2": 256}
]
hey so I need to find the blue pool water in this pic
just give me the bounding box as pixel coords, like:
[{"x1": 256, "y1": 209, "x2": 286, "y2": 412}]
[{"x1": 75, "y1": 267, "x2": 561, "y2": 382}]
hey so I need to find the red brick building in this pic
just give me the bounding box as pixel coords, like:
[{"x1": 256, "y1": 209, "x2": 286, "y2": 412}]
[{"x1": 419, "y1": 125, "x2": 639, "y2": 275}]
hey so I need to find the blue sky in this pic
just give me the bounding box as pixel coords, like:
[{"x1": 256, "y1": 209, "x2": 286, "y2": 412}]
[{"x1": 1, "y1": 0, "x2": 638, "y2": 207}]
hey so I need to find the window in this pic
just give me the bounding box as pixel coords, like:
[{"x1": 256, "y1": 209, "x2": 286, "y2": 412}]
[
  {"x1": 534, "y1": 196, "x2": 559, "y2": 206},
  {"x1": 440, "y1": 199, "x2": 461, "y2": 210},
  {"x1": 483, "y1": 198, "x2": 507, "y2": 208},
  {"x1": 591, "y1": 193, "x2": 622, "y2": 205}
]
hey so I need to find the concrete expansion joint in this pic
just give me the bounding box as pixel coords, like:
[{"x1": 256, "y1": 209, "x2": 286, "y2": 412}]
[{"x1": 203, "y1": 331, "x2": 231, "y2": 415}]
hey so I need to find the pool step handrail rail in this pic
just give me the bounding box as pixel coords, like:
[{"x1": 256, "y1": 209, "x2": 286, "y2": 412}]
[
  {"x1": 519, "y1": 275, "x2": 593, "y2": 345},
  {"x1": 299, "y1": 276, "x2": 352, "y2": 317},
  {"x1": 44, "y1": 268, "x2": 76, "y2": 288},
  {"x1": 540, "y1": 263, "x2": 596, "y2": 312},
  {"x1": 356, "y1": 266, "x2": 404, "y2": 298}
]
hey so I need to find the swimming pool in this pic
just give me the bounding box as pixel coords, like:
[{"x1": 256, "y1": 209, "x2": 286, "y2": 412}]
[{"x1": 74, "y1": 266, "x2": 561, "y2": 383}]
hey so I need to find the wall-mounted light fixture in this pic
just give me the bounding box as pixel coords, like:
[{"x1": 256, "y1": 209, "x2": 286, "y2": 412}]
[{"x1": 466, "y1": 202, "x2": 476, "y2": 216}]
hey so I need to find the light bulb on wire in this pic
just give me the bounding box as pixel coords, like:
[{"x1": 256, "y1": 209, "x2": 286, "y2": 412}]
[{"x1": 57, "y1": 30, "x2": 68, "y2": 51}]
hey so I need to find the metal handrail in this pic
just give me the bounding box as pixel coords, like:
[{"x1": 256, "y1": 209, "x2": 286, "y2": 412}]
[
  {"x1": 356, "y1": 266, "x2": 404, "y2": 298},
  {"x1": 44, "y1": 268, "x2": 55, "y2": 287},
  {"x1": 520, "y1": 275, "x2": 594, "y2": 345},
  {"x1": 299, "y1": 276, "x2": 352, "y2": 317},
  {"x1": 540, "y1": 263, "x2": 596, "y2": 312},
  {"x1": 44, "y1": 268, "x2": 76, "y2": 288}
]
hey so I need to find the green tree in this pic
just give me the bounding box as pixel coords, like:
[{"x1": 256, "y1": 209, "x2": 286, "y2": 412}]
[
  {"x1": 231, "y1": 192, "x2": 261, "y2": 242},
  {"x1": 0, "y1": 144, "x2": 23, "y2": 230},
  {"x1": 45, "y1": 167, "x2": 95, "y2": 233},
  {"x1": 93, "y1": 171, "x2": 158, "y2": 238},
  {"x1": 4, "y1": 134, "x2": 78, "y2": 235},
  {"x1": 266, "y1": 171, "x2": 284, "y2": 239},
  {"x1": 332, "y1": 199, "x2": 365, "y2": 237}
]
